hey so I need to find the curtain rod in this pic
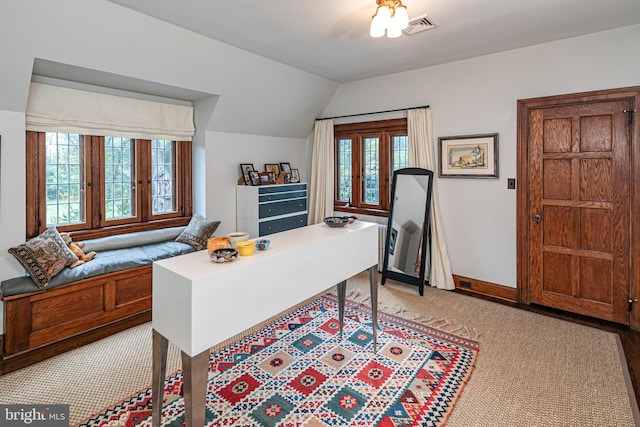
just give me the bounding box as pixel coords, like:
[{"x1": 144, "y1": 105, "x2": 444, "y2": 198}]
[{"x1": 316, "y1": 105, "x2": 430, "y2": 121}]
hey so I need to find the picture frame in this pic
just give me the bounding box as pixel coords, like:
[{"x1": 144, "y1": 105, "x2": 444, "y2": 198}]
[
  {"x1": 240, "y1": 163, "x2": 255, "y2": 177},
  {"x1": 280, "y1": 162, "x2": 292, "y2": 175},
  {"x1": 268, "y1": 172, "x2": 276, "y2": 184},
  {"x1": 290, "y1": 169, "x2": 300, "y2": 183},
  {"x1": 249, "y1": 170, "x2": 260, "y2": 186},
  {"x1": 259, "y1": 172, "x2": 271, "y2": 185},
  {"x1": 438, "y1": 133, "x2": 499, "y2": 178},
  {"x1": 265, "y1": 163, "x2": 280, "y2": 177},
  {"x1": 389, "y1": 228, "x2": 398, "y2": 255}
]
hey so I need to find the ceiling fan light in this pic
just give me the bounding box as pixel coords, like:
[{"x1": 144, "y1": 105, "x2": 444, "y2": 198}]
[
  {"x1": 393, "y1": 5, "x2": 409, "y2": 29},
  {"x1": 386, "y1": 25, "x2": 402, "y2": 38},
  {"x1": 370, "y1": 19, "x2": 386, "y2": 38},
  {"x1": 375, "y1": 5, "x2": 391, "y2": 28}
]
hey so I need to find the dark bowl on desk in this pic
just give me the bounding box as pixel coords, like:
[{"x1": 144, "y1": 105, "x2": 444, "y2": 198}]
[
  {"x1": 210, "y1": 248, "x2": 238, "y2": 263},
  {"x1": 324, "y1": 216, "x2": 357, "y2": 228}
]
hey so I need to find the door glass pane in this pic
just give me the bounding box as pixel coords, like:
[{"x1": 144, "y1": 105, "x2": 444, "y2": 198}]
[
  {"x1": 151, "y1": 139, "x2": 176, "y2": 214},
  {"x1": 104, "y1": 136, "x2": 135, "y2": 220},
  {"x1": 363, "y1": 136, "x2": 379, "y2": 204},
  {"x1": 45, "y1": 132, "x2": 85, "y2": 226},
  {"x1": 337, "y1": 138, "x2": 352, "y2": 202}
]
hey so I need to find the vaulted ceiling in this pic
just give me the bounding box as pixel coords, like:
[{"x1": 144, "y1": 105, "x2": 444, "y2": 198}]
[{"x1": 107, "y1": 0, "x2": 640, "y2": 83}]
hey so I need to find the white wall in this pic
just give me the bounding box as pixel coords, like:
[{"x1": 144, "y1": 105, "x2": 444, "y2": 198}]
[
  {"x1": 322, "y1": 24, "x2": 640, "y2": 288},
  {"x1": 206, "y1": 131, "x2": 310, "y2": 236},
  {"x1": 0, "y1": 0, "x2": 337, "y2": 332}
]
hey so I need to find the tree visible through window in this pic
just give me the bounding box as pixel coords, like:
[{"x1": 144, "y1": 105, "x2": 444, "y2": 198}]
[
  {"x1": 45, "y1": 132, "x2": 85, "y2": 226},
  {"x1": 334, "y1": 118, "x2": 408, "y2": 216},
  {"x1": 104, "y1": 136, "x2": 135, "y2": 220},
  {"x1": 151, "y1": 139, "x2": 176, "y2": 215},
  {"x1": 27, "y1": 131, "x2": 191, "y2": 239}
]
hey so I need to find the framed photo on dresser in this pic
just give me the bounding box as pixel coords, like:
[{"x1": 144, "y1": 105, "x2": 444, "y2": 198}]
[
  {"x1": 265, "y1": 164, "x2": 280, "y2": 176},
  {"x1": 290, "y1": 169, "x2": 300, "y2": 183}
]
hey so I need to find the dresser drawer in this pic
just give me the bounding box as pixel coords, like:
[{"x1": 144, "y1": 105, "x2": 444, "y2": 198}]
[
  {"x1": 259, "y1": 214, "x2": 308, "y2": 236},
  {"x1": 259, "y1": 190, "x2": 306, "y2": 203},
  {"x1": 258, "y1": 184, "x2": 306, "y2": 194},
  {"x1": 259, "y1": 198, "x2": 307, "y2": 218}
]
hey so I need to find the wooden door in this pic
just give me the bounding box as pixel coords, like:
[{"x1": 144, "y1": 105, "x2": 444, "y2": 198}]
[{"x1": 526, "y1": 99, "x2": 632, "y2": 324}]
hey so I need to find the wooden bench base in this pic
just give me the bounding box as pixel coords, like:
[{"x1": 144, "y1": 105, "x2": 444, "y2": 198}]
[{"x1": 1, "y1": 265, "x2": 152, "y2": 366}]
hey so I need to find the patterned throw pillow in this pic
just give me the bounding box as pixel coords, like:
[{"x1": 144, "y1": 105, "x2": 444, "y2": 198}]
[
  {"x1": 8, "y1": 227, "x2": 79, "y2": 289},
  {"x1": 175, "y1": 214, "x2": 221, "y2": 251}
]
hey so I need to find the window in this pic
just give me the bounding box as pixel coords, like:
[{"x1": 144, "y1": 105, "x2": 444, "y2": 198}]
[
  {"x1": 26, "y1": 131, "x2": 192, "y2": 239},
  {"x1": 151, "y1": 139, "x2": 177, "y2": 215},
  {"x1": 334, "y1": 118, "x2": 408, "y2": 216},
  {"x1": 45, "y1": 132, "x2": 86, "y2": 226},
  {"x1": 104, "y1": 136, "x2": 136, "y2": 221}
]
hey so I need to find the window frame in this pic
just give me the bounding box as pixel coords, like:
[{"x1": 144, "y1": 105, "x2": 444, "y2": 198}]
[
  {"x1": 26, "y1": 131, "x2": 192, "y2": 240},
  {"x1": 333, "y1": 118, "x2": 407, "y2": 217}
]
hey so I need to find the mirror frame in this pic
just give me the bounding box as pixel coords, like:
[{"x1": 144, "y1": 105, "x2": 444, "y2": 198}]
[{"x1": 381, "y1": 167, "x2": 434, "y2": 296}]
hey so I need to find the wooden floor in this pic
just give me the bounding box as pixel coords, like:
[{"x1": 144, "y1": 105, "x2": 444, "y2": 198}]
[{"x1": 456, "y1": 289, "x2": 640, "y2": 408}]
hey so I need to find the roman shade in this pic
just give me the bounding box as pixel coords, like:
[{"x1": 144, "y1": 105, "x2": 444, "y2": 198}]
[{"x1": 25, "y1": 82, "x2": 195, "y2": 141}]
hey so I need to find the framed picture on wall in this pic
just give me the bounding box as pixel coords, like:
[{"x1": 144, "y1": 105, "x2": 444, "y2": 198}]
[{"x1": 438, "y1": 133, "x2": 499, "y2": 178}]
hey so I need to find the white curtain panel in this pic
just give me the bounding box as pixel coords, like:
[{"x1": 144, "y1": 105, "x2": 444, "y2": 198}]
[
  {"x1": 408, "y1": 108, "x2": 455, "y2": 290},
  {"x1": 25, "y1": 82, "x2": 195, "y2": 141},
  {"x1": 308, "y1": 119, "x2": 334, "y2": 224}
]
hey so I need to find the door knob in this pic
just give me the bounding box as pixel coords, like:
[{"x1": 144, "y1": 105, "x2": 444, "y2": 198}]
[{"x1": 533, "y1": 214, "x2": 541, "y2": 224}]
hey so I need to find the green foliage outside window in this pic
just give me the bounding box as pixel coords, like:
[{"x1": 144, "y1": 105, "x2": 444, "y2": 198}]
[
  {"x1": 104, "y1": 136, "x2": 134, "y2": 220},
  {"x1": 45, "y1": 132, "x2": 84, "y2": 226}
]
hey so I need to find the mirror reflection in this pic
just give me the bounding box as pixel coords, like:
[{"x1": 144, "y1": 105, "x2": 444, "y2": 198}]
[{"x1": 382, "y1": 168, "x2": 434, "y2": 296}]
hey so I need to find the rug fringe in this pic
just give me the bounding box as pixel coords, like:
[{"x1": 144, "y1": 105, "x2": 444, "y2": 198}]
[{"x1": 336, "y1": 289, "x2": 480, "y2": 340}]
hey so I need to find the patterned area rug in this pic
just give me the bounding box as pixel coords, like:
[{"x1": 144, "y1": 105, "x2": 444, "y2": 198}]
[{"x1": 79, "y1": 294, "x2": 478, "y2": 426}]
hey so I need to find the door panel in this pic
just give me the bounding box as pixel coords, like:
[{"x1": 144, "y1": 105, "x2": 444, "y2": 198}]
[{"x1": 529, "y1": 100, "x2": 631, "y2": 324}]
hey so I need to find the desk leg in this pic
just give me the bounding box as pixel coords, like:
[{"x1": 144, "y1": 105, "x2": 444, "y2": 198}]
[
  {"x1": 369, "y1": 266, "x2": 378, "y2": 353},
  {"x1": 336, "y1": 280, "x2": 347, "y2": 339},
  {"x1": 152, "y1": 330, "x2": 168, "y2": 427},
  {"x1": 181, "y1": 349, "x2": 210, "y2": 427}
]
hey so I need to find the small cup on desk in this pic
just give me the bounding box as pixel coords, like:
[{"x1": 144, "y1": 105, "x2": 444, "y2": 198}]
[
  {"x1": 236, "y1": 240, "x2": 256, "y2": 256},
  {"x1": 227, "y1": 232, "x2": 249, "y2": 249},
  {"x1": 256, "y1": 239, "x2": 270, "y2": 250},
  {"x1": 207, "y1": 236, "x2": 229, "y2": 253}
]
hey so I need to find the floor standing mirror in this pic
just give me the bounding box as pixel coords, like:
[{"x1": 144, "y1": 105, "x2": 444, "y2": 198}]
[{"x1": 381, "y1": 167, "x2": 434, "y2": 296}]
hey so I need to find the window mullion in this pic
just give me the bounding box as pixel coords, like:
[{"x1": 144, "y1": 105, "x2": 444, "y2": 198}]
[
  {"x1": 381, "y1": 131, "x2": 391, "y2": 211},
  {"x1": 353, "y1": 135, "x2": 363, "y2": 208},
  {"x1": 138, "y1": 139, "x2": 150, "y2": 222}
]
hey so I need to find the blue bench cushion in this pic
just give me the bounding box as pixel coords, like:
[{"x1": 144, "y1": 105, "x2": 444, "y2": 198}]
[
  {"x1": 1, "y1": 240, "x2": 195, "y2": 298},
  {"x1": 81, "y1": 226, "x2": 185, "y2": 253}
]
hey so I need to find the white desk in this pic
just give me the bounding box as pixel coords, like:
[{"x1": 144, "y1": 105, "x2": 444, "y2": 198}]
[{"x1": 151, "y1": 221, "x2": 379, "y2": 427}]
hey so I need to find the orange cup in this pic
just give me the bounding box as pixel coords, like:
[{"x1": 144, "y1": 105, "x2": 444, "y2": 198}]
[{"x1": 207, "y1": 236, "x2": 230, "y2": 253}]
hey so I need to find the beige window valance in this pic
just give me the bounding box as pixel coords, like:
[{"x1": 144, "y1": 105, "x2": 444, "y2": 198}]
[{"x1": 25, "y1": 82, "x2": 195, "y2": 141}]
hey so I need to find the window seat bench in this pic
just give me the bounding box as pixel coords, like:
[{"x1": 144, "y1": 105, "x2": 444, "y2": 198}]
[{"x1": 0, "y1": 226, "x2": 195, "y2": 369}]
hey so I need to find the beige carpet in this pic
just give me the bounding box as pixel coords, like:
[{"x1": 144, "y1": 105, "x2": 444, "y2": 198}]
[{"x1": 0, "y1": 272, "x2": 638, "y2": 426}]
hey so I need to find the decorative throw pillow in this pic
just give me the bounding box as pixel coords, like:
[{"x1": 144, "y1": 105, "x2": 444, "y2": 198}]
[
  {"x1": 175, "y1": 214, "x2": 221, "y2": 251},
  {"x1": 8, "y1": 227, "x2": 79, "y2": 289}
]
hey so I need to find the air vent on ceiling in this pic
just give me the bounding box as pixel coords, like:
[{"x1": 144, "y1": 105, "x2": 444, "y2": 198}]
[{"x1": 403, "y1": 14, "x2": 437, "y2": 36}]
